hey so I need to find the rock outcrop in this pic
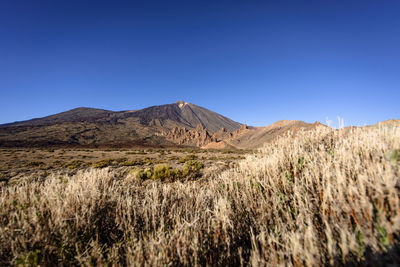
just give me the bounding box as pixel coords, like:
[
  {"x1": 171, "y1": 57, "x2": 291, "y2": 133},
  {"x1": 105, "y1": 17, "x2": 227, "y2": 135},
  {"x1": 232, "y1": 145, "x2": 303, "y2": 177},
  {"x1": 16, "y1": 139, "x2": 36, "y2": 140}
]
[{"x1": 166, "y1": 124, "x2": 216, "y2": 147}]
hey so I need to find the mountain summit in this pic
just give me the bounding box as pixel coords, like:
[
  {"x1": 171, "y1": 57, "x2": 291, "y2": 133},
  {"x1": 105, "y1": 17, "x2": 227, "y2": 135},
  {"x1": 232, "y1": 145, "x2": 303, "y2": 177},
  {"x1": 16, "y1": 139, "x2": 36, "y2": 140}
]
[{"x1": 128, "y1": 101, "x2": 241, "y2": 133}]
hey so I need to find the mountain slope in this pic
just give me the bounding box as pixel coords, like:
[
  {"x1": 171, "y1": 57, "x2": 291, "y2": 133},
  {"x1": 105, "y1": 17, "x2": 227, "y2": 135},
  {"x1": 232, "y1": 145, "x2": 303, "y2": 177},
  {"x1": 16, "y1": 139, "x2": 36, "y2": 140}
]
[
  {"x1": 0, "y1": 101, "x2": 242, "y2": 148},
  {"x1": 1, "y1": 107, "x2": 114, "y2": 127},
  {"x1": 203, "y1": 120, "x2": 325, "y2": 149},
  {"x1": 125, "y1": 100, "x2": 241, "y2": 132}
]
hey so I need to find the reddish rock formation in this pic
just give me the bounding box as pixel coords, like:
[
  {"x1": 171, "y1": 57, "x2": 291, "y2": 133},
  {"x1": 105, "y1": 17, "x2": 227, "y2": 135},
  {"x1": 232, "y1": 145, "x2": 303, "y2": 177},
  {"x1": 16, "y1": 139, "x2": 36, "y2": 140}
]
[{"x1": 166, "y1": 124, "x2": 216, "y2": 147}]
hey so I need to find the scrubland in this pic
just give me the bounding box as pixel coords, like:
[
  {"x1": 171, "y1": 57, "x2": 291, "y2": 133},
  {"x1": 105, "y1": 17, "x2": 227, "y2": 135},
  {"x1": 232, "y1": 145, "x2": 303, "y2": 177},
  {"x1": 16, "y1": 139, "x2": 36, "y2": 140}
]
[{"x1": 0, "y1": 126, "x2": 399, "y2": 266}]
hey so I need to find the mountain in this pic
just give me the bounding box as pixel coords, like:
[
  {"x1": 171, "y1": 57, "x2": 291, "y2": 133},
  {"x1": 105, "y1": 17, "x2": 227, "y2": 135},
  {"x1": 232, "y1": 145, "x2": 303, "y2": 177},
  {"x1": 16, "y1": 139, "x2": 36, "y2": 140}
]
[
  {"x1": 123, "y1": 100, "x2": 241, "y2": 132},
  {"x1": 6, "y1": 101, "x2": 386, "y2": 150},
  {"x1": 0, "y1": 101, "x2": 242, "y2": 148}
]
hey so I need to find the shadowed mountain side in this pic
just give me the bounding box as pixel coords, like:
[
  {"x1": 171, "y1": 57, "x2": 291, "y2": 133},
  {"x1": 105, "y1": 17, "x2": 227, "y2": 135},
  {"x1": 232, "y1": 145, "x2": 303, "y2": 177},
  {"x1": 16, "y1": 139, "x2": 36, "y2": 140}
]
[
  {"x1": 0, "y1": 120, "x2": 179, "y2": 148},
  {"x1": 1, "y1": 107, "x2": 114, "y2": 127}
]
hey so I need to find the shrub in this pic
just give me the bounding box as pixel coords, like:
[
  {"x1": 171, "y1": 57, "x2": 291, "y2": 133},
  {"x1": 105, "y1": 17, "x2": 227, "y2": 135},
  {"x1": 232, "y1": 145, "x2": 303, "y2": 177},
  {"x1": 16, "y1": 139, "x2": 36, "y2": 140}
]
[
  {"x1": 26, "y1": 161, "x2": 44, "y2": 167},
  {"x1": 91, "y1": 159, "x2": 115, "y2": 168},
  {"x1": 126, "y1": 150, "x2": 147, "y2": 155},
  {"x1": 178, "y1": 154, "x2": 198, "y2": 163},
  {"x1": 182, "y1": 160, "x2": 204, "y2": 178},
  {"x1": 136, "y1": 168, "x2": 152, "y2": 180},
  {"x1": 65, "y1": 160, "x2": 90, "y2": 169},
  {"x1": 134, "y1": 161, "x2": 204, "y2": 182},
  {"x1": 152, "y1": 164, "x2": 176, "y2": 181},
  {"x1": 135, "y1": 164, "x2": 180, "y2": 182},
  {"x1": 119, "y1": 159, "x2": 143, "y2": 167},
  {"x1": 52, "y1": 160, "x2": 63, "y2": 167}
]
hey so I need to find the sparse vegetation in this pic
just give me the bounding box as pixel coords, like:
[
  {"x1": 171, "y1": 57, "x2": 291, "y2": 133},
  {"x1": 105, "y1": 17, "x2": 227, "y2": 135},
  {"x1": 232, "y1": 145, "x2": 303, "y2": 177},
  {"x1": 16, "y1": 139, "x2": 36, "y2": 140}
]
[
  {"x1": 65, "y1": 160, "x2": 87, "y2": 169},
  {"x1": 118, "y1": 159, "x2": 143, "y2": 167},
  {"x1": 0, "y1": 126, "x2": 399, "y2": 265},
  {"x1": 178, "y1": 154, "x2": 198, "y2": 163},
  {"x1": 91, "y1": 158, "x2": 128, "y2": 168},
  {"x1": 91, "y1": 158, "x2": 116, "y2": 168}
]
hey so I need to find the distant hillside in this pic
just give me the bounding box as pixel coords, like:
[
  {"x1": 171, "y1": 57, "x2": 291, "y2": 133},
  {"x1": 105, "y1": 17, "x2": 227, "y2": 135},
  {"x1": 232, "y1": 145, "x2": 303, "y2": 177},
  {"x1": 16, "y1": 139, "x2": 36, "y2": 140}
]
[
  {"x1": 0, "y1": 101, "x2": 242, "y2": 148},
  {"x1": 204, "y1": 120, "x2": 324, "y2": 149},
  {"x1": 1, "y1": 107, "x2": 114, "y2": 127},
  {"x1": 374, "y1": 119, "x2": 400, "y2": 127}
]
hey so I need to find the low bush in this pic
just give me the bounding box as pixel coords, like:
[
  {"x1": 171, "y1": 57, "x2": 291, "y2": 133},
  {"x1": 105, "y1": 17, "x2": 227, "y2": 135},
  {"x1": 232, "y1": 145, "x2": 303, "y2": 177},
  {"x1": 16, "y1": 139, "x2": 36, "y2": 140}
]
[
  {"x1": 178, "y1": 154, "x2": 198, "y2": 163},
  {"x1": 65, "y1": 160, "x2": 87, "y2": 169},
  {"x1": 125, "y1": 150, "x2": 147, "y2": 155},
  {"x1": 152, "y1": 164, "x2": 179, "y2": 181},
  {"x1": 91, "y1": 159, "x2": 115, "y2": 168},
  {"x1": 118, "y1": 159, "x2": 143, "y2": 167},
  {"x1": 91, "y1": 158, "x2": 128, "y2": 168},
  {"x1": 25, "y1": 161, "x2": 44, "y2": 167},
  {"x1": 135, "y1": 161, "x2": 204, "y2": 182},
  {"x1": 182, "y1": 160, "x2": 204, "y2": 178},
  {"x1": 135, "y1": 168, "x2": 153, "y2": 180}
]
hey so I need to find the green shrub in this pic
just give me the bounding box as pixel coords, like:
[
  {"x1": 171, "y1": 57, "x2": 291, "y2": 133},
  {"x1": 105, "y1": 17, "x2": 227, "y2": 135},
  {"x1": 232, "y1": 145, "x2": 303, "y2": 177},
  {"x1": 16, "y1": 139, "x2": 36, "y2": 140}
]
[
  {"x1": 152, "y1": 164, "x2": 181, "y2": 181},
  {"x1": 26, "y1": 161, "x2": 44, "y2": 167},
  {"x1": 125, "y1": 150, "x2": 147, "y2": 155},
  {"x1": 182, "y1": 160, "x2": 204, "y2": 177},
  {"x1": 178, "y1": 154, "x2": 198, "y2": 163},
  {"x1": 221, "y1": 149, "x2": 236, "y2": 154},
  {"x1": 91, "y1": 159, "x2": 115, "y2": 168},
  {"x1": 168, "y1": 156, "x2": 179, "y2": 161},
  {"x1": 135, "y1": 161, "x2": 204, "y2": 182},
  {"x1": 143, "y1": 157, "x2": 165, "y2": 166},
  {"x1": 15, "y1": 249, "x2": 41, "y2": 266},
  {"x1": 119, "y1": 159, "x2": 143, "y2": 167},
  {"x1": 52, "y1": 160, "x2": 63, "y2": 167},
  {"x1": 65, "y1": 160, "x2": 86, "y2": 170},
  {"x1": 136, "y1": 169, "x2": 152, "y2": 180}
]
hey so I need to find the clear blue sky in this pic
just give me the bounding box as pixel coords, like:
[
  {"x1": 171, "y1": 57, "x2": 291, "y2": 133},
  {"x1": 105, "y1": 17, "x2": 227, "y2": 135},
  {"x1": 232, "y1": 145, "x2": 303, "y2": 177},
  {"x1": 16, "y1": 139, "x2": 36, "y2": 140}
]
[{"x1": 1, "y1": 0, "x2": 399, "y2": 127}]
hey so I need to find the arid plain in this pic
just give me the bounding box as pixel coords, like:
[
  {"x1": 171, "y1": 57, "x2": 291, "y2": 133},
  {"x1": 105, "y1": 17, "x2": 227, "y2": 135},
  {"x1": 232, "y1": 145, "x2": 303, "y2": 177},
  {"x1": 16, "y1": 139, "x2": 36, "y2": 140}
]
[{"x1": 0, "y1": 102, "x2": 399, "y2": 266}]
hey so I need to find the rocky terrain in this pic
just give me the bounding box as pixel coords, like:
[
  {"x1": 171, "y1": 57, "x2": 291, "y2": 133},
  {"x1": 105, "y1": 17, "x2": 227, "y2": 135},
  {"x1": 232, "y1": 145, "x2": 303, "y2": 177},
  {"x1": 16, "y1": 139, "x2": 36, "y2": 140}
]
[{"x1": 166, "y1": 124, "x2": 216, "y2": 147}]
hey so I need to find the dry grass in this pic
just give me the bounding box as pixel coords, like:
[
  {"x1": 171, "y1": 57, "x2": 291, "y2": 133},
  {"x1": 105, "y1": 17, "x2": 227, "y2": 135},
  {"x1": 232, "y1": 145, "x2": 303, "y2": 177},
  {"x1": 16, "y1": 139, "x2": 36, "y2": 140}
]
[
  {"x1": 0, "y1": 147, "x2": 246, "y2": 183},
  {"x1": 0, "y1": 126, "x2": 399, "y2": 266}
]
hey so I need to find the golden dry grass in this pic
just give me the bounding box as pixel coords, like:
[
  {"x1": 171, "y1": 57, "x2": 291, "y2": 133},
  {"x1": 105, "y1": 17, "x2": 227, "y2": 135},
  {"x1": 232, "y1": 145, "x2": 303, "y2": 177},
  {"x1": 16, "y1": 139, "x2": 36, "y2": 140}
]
[{"x1": 0, "y1": 126, "x2": 399, "y2": 266}]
